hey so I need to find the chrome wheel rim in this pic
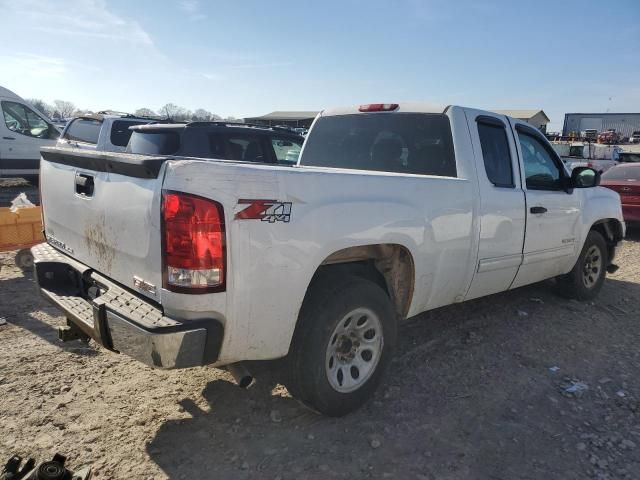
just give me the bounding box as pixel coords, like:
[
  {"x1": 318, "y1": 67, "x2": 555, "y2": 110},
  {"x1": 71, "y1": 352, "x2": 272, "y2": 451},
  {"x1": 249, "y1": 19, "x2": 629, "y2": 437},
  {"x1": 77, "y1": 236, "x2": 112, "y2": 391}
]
[
  {"x1": 582, "y1": 245, "x2": 603, "y2": 289},
  {"x1": 325, "y1": 307, "x2": 383, "y2": 393}
]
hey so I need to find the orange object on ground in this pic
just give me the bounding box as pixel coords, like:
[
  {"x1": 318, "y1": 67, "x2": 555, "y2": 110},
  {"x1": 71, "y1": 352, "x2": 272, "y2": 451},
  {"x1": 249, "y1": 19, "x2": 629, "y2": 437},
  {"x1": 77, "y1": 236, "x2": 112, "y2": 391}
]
[{"x1": 0, "y1": 206, "x2": 44, "y2": 252}]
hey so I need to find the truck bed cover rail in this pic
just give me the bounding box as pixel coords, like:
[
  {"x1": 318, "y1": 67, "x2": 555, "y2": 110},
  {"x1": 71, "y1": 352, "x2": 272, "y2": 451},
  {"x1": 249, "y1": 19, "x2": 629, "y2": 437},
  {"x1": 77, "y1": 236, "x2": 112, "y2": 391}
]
[{"x1": 40, "y1": 146, "x2": 168, "y2": 179}]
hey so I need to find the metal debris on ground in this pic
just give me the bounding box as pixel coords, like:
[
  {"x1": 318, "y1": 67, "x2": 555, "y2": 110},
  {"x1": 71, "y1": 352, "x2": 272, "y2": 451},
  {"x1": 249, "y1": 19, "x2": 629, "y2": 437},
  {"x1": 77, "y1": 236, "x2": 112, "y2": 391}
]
[
  {"x1": 1, "y1": 453, "x2": 91, "y2": 480},
  {"x1": 559, "y1": 378, "x2": 589, "y2": 398}
]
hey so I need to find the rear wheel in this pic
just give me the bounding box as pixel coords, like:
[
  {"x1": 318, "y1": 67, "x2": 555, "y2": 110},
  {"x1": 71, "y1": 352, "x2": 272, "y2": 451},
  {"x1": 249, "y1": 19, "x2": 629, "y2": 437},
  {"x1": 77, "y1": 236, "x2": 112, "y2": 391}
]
[
  {"x1": 555, "y1": 230, "x2": 608, "y2": 300},
  {"x1": 285, "y1": 273, "x2": 397, "y2": 416}
]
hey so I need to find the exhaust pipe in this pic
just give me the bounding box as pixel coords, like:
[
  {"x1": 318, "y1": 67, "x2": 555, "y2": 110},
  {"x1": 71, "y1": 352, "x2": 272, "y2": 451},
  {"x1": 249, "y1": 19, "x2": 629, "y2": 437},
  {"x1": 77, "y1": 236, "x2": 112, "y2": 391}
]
[{"x1": 226, "y1": 363, "x2": 254, "y2": 388}]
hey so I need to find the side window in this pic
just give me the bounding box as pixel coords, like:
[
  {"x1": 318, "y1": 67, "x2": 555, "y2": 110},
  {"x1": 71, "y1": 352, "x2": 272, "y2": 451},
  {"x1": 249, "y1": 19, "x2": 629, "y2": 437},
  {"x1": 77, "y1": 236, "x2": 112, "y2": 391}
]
[
  {"x1": 208, "y1": 134, "x2": 267, "y2": 162},
  {"x1": 110, "y1": 120, "x2": 148, "y2": 147},
  {"x1": 477, "y1": 121, "x2": 514, "y2": 187},
  {"x1": 517, "y1": 132, "x2": 562, "y2": 190},
  {"x1": 1, "y1": 101, "x2": 56, "y2": 139},
  {"x1": 64, "y1": 118, "x2": 102, "y2": 144},
  {"x1": 271, "y1": 136, "x2": 303, "y2": 164}
]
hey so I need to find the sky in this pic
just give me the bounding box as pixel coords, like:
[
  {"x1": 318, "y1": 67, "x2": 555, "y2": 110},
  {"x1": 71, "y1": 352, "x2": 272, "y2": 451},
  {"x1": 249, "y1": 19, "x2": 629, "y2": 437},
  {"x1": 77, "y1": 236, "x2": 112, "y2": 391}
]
[{"x1": 0, "y1": 0, "x2": 638, "y2": 130}]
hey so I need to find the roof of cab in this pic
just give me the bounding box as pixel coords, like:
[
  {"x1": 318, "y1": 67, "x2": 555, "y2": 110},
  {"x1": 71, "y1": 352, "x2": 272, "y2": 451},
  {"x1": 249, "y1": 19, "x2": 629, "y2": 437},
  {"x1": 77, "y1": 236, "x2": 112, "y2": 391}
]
[{"x1": 320, "y1": 102, "x2": 448, "y2": 117}]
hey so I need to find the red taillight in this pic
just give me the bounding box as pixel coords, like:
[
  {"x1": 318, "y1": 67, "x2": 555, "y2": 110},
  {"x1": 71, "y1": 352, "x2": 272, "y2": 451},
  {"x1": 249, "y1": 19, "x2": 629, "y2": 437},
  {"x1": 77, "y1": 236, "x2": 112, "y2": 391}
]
[
  {"x1": 162, "y1": 191, "x2": 225, "y2": 293},
  {"x1": 358, "y1": 103, "x2": 399, "y2": 112}
]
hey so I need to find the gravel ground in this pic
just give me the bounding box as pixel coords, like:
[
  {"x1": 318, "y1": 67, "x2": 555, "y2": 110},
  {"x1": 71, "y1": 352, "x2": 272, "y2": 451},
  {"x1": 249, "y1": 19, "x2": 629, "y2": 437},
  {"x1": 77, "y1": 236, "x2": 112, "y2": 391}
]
[{"x1": 1, "y1": 224, "x2": 639, "y2": 479}]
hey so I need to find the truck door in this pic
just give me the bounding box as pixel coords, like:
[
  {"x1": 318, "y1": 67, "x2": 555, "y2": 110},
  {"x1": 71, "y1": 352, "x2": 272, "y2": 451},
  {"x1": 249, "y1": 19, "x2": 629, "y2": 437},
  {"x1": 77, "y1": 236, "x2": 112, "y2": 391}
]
[
  {"x1": 509, "y1": 120, "x2": 581, "y2": 288},
  {"x1": 464, "y1": 110, "x2": 526, "y2": 300},
  {"x1": 0, "y1": 100, "x2": 59, "y2": 176}
]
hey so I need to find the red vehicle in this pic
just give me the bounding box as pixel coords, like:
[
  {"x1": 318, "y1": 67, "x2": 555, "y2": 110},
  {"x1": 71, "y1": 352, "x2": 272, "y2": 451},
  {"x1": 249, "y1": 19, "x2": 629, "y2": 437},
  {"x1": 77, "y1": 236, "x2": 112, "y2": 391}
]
[
  {"x1": 597, "y1": 129, "x2": 621, "y2": 145},
  {"x1": 601, "y1": 163, "x2": 640, "y2": 223}
]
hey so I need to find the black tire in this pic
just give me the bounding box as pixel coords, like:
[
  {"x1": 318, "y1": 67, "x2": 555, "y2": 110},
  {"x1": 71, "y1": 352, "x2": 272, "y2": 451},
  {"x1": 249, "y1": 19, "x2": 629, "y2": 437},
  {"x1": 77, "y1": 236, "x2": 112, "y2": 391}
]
[
  {"x1": 555, "y1": 230, "x2": 608, "y2": 300},
  {"x1": 285, "y1": 273, "x2": 397, "y2": 416}
]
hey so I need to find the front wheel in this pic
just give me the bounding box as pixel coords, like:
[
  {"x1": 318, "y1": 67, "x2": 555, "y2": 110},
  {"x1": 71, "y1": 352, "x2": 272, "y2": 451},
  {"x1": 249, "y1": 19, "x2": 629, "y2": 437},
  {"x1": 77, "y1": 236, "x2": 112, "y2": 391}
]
[
  {"x1": 285, "y1": 274, "x2": 397, "y2": 416},
  {"x1": 555, "y1": 230, "x2": 608, "y2": 300}
]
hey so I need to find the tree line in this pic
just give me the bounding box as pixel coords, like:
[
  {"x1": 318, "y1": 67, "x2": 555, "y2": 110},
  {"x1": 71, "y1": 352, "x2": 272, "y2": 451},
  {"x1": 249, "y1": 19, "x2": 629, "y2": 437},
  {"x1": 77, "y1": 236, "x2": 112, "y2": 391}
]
[{"x1": 27, "y1": 99, "x2": 242, "y2": 123}]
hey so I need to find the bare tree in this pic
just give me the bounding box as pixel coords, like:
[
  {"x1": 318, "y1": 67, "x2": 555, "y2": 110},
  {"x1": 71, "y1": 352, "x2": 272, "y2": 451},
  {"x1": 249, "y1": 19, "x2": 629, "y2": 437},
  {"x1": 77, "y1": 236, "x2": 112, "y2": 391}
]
[
  {"x1": 224, "y1": 116, "x2": 243, "y2": 123},
  {"x1": 27, "y1": 98, "x2": 53, "y2": 118},
  {"x1": 53, "y1": 100, "x2": 76, "y2": 119},
  {"x1": 159, "y1": 103, "x2": 191, "y2": 121},
  {"x1": 135, "y1": 108, "x2": 157, "y2": 117},
  {"x1": 192, "y1": 108, "x2": 213, "y2": 121}
]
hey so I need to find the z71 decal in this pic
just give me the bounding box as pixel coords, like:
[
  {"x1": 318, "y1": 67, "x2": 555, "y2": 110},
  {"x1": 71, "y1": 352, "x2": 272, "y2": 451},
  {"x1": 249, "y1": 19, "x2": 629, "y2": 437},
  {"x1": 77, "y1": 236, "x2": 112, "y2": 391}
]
[{"x1": 235, "y1": 200, "x2": 292, "y2": 223}]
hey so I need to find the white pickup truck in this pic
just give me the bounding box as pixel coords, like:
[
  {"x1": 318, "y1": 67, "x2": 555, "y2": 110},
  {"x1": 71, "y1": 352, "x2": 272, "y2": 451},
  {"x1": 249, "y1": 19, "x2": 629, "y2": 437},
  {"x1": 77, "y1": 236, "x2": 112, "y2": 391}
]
[{"x1": 33, "y1": 103, "x2": 624, "y2": 416}]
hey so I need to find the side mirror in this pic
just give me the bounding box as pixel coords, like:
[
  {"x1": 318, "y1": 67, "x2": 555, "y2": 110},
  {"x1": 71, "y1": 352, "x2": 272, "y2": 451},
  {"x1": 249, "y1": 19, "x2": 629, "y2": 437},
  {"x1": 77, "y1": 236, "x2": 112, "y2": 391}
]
[{"x1": 571, "y1": 166, "x2": 600, "y2": 188}]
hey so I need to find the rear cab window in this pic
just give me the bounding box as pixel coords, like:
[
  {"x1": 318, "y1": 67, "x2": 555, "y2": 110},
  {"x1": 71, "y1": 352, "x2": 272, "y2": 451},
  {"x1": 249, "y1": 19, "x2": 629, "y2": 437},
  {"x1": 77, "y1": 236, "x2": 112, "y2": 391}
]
[
  {"x1": 299, "y1": 113, "x2": 456, "y2": 177},
  {"x1": 64, "y1": 118, "x2": 102, "y2": 144}
]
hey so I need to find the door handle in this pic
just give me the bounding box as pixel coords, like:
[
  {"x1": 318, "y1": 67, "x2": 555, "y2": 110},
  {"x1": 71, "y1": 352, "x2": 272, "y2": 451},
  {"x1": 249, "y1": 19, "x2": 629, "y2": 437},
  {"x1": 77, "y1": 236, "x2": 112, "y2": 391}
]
[
  {"x1": 75, "y1": 173, "x2": 95, "y2": 197},
  {"x1": 530, "y1": 206, "x2": 547, "y2": 214},
  {"x1": 2, "y1": 136, "x2": 15, "y2": 140}
]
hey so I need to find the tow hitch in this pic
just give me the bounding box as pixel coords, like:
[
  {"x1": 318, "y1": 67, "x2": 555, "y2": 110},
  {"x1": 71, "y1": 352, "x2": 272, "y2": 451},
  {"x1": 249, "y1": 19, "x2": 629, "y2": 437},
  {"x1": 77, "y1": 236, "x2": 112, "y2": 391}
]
[{"x1": 57, "y1": 319, "x2": 91, "y2": 343}]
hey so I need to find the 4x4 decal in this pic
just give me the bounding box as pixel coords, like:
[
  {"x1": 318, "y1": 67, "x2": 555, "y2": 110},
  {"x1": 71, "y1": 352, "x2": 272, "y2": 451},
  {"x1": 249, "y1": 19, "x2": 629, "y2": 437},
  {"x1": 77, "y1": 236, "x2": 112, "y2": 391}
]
[{"x1": 235, "y1": 200, "x2": 292, "y2": 223}]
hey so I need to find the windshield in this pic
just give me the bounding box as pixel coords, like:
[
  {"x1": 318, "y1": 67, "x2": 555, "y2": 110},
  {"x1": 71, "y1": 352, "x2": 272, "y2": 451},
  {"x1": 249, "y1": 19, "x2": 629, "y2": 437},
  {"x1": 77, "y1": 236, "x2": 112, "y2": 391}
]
[
  {"x1": 300, "y1": 113, "x2": 456, "y2": 177},
  {"x1": 602, "y1": 165, "x2": 640, "y2": 181},
  {"x1": 569, "y1": 146, "x2": 584, "y2": 157}
]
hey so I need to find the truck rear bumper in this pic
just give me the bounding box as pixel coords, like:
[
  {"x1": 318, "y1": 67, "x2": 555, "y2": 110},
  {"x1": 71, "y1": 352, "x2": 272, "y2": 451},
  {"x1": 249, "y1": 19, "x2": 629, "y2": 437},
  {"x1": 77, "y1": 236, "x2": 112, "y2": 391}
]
[{"x1": 31, "y1": 242, "x2": 223, "y2": 369}]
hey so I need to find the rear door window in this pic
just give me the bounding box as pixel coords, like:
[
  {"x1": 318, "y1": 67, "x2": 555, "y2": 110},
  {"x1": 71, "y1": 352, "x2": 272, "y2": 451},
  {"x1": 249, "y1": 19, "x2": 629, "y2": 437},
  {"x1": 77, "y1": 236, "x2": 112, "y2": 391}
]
[
  {"x1": 64, "y1": 118, "x2": 102, "y2": 144},
  {"x1": 477, "y1": 121, "x2": 514, "y2": 187},
  {"x1": 128, "y1": 131, "x2": 180, "y2": 155},
  {"x1": 110, "y1": 120, "x2": 150, "y2": 147},
  {"x1": 602, "y1": 165, "x2": 640, "y2": 181},
  {"x1": 299, "y1": 113, "x2": 456, "y2": 177}
]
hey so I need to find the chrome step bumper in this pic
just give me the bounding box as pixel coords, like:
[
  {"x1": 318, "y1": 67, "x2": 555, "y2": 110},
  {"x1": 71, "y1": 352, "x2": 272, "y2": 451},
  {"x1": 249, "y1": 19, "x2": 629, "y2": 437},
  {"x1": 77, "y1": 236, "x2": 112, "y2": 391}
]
[{"x1": 31, "y1": 242, "x2": 223, "y2": 369}]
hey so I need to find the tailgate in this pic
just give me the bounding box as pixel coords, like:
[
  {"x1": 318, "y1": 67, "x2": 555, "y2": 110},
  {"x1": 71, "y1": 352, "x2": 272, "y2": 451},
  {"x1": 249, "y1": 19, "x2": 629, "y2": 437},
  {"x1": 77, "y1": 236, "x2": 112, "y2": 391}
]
[{"x1": 40, "y1": 147, "x2": 168, "y2": 302}]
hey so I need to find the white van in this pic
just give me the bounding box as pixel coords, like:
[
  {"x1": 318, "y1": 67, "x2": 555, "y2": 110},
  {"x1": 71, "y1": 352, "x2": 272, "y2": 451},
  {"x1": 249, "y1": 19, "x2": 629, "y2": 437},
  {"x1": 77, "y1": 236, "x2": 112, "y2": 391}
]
[{"x1": 0, "y1": 86, "x2": 60, "y2": 182}]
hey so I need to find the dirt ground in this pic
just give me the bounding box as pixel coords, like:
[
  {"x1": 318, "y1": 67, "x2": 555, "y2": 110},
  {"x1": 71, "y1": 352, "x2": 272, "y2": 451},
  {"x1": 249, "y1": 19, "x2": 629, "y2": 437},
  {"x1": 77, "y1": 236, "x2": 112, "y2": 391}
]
[{"x1": 1, "y1": 182, "x2": 639, "y2": 479}]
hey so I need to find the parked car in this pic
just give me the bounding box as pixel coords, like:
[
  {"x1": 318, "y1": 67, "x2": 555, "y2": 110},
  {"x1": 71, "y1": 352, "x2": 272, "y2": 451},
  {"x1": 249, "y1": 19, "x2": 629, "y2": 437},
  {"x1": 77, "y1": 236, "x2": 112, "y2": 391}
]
[
  {"x1": 33, "y1": 102, "x2": 624, "y2": 416},
  {"x1": 582, "y1": 129, "x2": 598, "y2": 141},
  {"x1": 601, "y1": 163, "x2": 640, "y2": 224},
  {"x1": 618, "y1": 152, "x2": 640, "y2": 163},
  {"x1": 58, "y1": 112, "x2": 159, "y2": 153},
  {"x1": 0, "y1": 86, "x2": 60, "y2": 183},
  {"x1": 127, "y1": 122, "x2": 304, "y2": 164},
  {"x1": 559, "y1": 142, "x2": 619, "y2": 173},
  {"x1": 629, "y1": 131, "x2": 640, "y2": 144},
  {"x1": 598, "y1": 129, "x2": 620, "y2": 145}
]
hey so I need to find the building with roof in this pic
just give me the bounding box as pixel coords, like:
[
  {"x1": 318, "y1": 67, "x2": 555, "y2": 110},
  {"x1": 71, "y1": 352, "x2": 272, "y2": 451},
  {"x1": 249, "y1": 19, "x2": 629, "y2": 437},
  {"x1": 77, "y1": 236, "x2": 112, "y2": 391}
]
[
  {"x1": 494, "y1": 110, "x2": 550, "y2": 132},
  {"x1": 562, "y1": 113, "x2": 640, "y2": 138},
  {"x1": 243, "y1": 111, "x2": 320, "y2": 128}
]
